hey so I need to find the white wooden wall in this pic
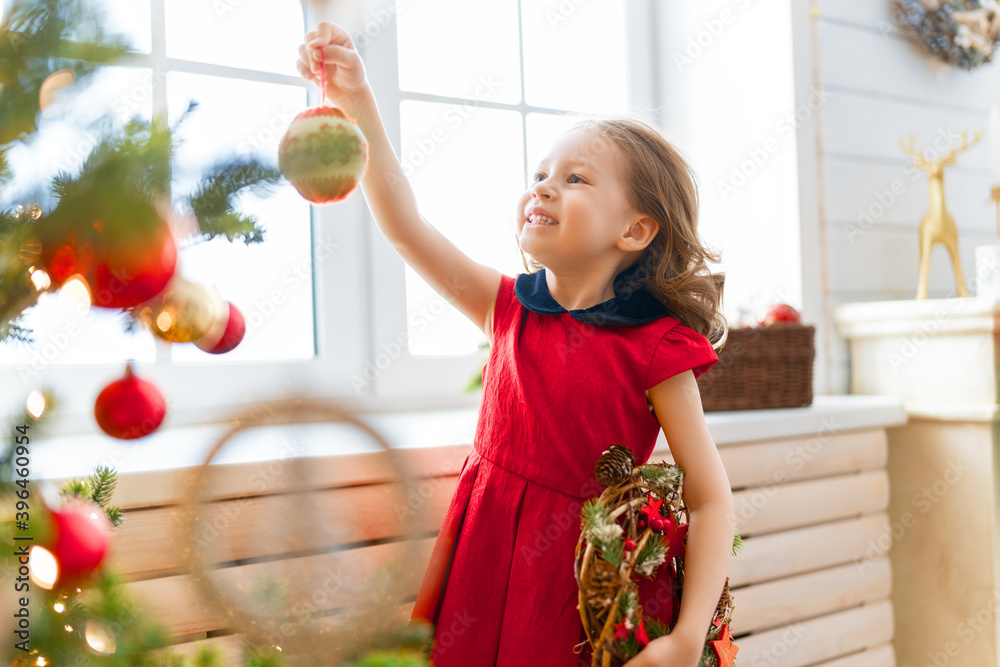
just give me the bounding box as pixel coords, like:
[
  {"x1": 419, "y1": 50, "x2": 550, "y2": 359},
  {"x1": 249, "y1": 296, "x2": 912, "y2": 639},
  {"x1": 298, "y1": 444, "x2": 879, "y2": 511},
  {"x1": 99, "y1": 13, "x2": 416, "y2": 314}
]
[
  {"x1": 651, "y1": 1, "x2": 1000, "y2": 397},
  {"x1": 814, "y1": 0, "x2": 1000, "y2": 393}
]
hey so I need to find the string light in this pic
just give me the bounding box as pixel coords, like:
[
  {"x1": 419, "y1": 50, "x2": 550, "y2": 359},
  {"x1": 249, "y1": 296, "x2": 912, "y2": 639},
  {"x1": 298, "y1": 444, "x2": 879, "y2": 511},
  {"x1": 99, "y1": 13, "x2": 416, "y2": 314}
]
[
  {"x1": 28, "y1": 546, "x2": 58, "y2": 590},
  {"x1": 25, "y1": 390, "x2": 46, "y2": 419}
]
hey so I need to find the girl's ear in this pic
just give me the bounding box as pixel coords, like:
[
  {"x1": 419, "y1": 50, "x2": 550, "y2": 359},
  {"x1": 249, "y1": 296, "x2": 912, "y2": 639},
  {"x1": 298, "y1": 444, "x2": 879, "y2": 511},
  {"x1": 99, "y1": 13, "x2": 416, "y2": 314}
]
[{"x1": 619, "y1": 216, "x2": 659, "y2": 252}]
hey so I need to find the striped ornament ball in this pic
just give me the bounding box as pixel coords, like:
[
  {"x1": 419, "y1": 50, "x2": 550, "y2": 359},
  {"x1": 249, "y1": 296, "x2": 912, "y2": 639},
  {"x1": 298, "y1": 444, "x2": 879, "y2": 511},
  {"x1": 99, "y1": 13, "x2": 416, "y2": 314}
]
[{"x1": 278, "y1": 106, "x2": 368, "y2": 204}]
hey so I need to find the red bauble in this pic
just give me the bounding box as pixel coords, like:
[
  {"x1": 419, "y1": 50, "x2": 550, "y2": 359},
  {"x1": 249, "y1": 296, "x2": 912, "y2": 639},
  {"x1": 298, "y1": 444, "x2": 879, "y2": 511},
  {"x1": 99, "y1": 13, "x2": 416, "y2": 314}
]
[
  {"x1": 46, "y1": 498, "x2": 112, "y2": 587},
  {"x1": 193, "y1": 300, "x2": 246, "y2": 354},
  {"x1": 94, "y1": 361, "x2": 167, "y2": 439},
  {"x1": 89, "y1": 217, "x2": 178, "y2": 309},
  {"x1": 278, "y1": 106, "x2": 369, "y2": 204},
  {"x1": 41, "y1": 213, "x2": 177, "y2": 308},
  {"x1": 759, "y1": 303, "x2": 801, "y2": 326}
]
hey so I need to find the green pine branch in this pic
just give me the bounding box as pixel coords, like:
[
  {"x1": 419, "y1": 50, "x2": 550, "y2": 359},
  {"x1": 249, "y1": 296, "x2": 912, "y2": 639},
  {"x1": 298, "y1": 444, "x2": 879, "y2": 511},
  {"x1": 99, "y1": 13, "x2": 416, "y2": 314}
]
[
  {"x1": 58, "y1": 464, "x2": 125, "y2": 528},
  {"x1": 185, "y1": 158, "x2": 282, "y2": 245},
  {"x1": 732, "y1": 531, "x2": 744, "y2": 557}
]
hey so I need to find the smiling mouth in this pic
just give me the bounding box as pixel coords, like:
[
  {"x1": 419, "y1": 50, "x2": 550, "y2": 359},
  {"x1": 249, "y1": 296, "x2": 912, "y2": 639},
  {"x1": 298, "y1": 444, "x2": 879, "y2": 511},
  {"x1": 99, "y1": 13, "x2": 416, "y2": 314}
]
[{"x1": 527, "y1": 213, "x2": 558, "y2": 226}]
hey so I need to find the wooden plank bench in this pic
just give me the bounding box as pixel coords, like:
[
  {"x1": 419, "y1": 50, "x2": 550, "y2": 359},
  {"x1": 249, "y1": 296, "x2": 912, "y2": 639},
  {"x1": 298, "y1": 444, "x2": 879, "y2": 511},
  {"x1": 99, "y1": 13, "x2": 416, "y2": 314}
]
[{"x1": 45, "y1": 425, "x2": 895, "y2": 665}]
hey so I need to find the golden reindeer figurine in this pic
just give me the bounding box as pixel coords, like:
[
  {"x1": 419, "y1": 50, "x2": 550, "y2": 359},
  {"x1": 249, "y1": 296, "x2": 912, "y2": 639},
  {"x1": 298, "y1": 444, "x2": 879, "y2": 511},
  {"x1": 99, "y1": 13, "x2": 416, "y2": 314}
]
[{"x1": 898, "y1": 128, "x2": 982, "y2": 299}]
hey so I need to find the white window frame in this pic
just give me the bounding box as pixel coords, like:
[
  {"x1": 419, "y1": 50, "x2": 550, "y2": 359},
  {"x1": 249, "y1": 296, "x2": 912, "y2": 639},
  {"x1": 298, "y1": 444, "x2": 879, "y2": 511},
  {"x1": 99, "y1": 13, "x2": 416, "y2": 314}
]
[
  {"x1": 340, "y1": 0, "x2": 660, "y2": 401},
  {"x1": 1, "y1": 0, "x2": 371, "y2": 435},
  {"x1": 0, "y1": 0, "x2": 660, "y2": 435}
]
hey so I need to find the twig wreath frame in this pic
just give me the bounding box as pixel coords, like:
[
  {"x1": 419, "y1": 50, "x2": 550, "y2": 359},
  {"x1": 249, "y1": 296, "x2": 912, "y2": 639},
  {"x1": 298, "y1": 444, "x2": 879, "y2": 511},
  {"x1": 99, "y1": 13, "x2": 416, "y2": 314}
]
[{"x1": 575, "y1": 445, "x2": 743, "y2": 667}]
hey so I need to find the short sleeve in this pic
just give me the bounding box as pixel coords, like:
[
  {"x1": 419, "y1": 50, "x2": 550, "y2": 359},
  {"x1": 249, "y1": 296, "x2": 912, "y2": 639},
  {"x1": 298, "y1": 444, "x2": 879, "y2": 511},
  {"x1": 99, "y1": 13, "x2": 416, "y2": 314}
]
[{"x1": 644, "y1": 323, "x2": 719, "y2": 390}]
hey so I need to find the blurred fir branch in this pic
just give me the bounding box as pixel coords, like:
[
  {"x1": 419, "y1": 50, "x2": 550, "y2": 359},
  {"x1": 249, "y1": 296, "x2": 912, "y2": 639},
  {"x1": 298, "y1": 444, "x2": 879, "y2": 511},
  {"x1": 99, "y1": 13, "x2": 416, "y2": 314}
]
[
  {"x1": 0, "y1": 0, "x2": 130, "y2": 150},
  {"x1": 0, "y1": 0, "x2": 284, "y2": 346}
]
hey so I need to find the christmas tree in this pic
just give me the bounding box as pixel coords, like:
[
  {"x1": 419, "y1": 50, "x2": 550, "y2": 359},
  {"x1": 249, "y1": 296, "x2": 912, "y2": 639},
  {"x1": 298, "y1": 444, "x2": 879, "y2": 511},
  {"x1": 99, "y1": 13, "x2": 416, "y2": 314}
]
[
  {"x1": 0, "y1": 0, "x2": 281, "y2": 346},
  {"x1": 0, "y1": 1, "x2": 432, "y2": 663}
]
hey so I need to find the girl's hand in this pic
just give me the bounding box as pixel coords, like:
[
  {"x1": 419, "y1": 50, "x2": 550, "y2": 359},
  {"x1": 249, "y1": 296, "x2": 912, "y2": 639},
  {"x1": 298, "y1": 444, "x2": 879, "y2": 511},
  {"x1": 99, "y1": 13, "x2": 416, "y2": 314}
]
[
  {"x1": 622, "y1": 632, "x2": 704, "y2": 667},
  {"x1": 295, "y1": 21, "x2": 370, "y2": 108}
]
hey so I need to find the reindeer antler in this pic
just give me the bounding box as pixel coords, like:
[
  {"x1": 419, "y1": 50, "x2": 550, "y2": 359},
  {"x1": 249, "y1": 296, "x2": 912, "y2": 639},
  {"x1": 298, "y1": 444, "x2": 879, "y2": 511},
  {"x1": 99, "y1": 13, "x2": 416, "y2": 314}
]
[
  {"x1": 898, "y1": 134, "x2": 928, "y2": 168},
  {"x1": 941, "y1": 127, "x2": 984, "y2": 164}
]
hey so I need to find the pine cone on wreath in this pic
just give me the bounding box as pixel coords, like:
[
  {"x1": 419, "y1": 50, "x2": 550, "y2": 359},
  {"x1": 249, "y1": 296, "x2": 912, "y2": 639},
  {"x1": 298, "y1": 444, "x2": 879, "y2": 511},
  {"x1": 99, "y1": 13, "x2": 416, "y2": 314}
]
[
  {"x1": 584, "y1": 558, "x2": 621, "y2": 614},
  {"x1": 595, "y1": 444, "x2": 635, "y2": 487}
]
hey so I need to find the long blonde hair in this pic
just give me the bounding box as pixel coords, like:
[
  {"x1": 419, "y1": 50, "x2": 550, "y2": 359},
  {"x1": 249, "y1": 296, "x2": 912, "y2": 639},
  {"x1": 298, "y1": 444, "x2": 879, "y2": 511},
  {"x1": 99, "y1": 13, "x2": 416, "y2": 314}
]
[{"x1": 518, "y1": 115, "x2": 728, "y2": 349}]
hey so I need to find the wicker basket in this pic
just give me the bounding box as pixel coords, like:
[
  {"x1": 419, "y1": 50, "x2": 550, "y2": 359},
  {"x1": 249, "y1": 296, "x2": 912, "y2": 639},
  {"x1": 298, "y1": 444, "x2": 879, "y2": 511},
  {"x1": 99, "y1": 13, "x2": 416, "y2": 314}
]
[{"x1": 696, "y1": 324, "x2": 815, "y2": 411}]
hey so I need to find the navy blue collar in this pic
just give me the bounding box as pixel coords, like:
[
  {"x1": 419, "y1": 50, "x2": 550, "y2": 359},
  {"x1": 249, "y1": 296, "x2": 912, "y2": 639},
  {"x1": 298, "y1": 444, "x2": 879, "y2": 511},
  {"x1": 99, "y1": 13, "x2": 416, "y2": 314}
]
[{"x1": 514, "y1": 262, "x2": 675, "y2": 326}]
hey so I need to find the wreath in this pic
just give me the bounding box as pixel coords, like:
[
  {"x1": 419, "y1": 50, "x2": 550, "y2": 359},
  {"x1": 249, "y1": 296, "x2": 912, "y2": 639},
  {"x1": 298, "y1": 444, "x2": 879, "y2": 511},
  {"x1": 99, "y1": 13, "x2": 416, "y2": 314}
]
[
  {"x1": 575, "y1": 445, "x2": 744, "y2": 667},
  {"x1": 892, "y1": 0, "x2": 1000, "y2": 70}
]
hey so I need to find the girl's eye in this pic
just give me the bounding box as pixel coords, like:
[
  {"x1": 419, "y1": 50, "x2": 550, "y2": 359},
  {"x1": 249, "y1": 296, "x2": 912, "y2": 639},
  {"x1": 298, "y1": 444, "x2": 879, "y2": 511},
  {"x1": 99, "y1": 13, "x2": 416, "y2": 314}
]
[{"x1": 532, "y1": 173, "x2": 584, "y2": 183}]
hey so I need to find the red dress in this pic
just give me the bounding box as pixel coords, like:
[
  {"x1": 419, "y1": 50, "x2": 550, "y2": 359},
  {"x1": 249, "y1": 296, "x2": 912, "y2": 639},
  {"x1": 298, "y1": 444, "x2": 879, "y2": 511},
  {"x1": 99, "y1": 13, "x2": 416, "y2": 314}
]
[{"x1": 410, "y1": 267, "x2": 719, "y2": 666}]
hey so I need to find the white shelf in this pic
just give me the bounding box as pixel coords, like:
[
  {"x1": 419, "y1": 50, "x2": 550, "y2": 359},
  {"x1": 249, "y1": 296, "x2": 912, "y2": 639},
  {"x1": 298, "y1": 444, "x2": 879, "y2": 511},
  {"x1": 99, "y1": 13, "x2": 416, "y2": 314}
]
[{"x1": 27, "y1": 394, "x2": 906, "y2": 482}]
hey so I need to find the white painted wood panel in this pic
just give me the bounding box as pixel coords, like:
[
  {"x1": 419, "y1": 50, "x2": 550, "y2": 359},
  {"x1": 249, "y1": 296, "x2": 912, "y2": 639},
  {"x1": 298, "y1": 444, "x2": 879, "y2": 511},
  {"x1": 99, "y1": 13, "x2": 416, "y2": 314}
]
[
  {"x1": 732, "y1": 557, "x2": 891, "y2": 634},
  {"x1": 824, "y1": 158, "x2": 996, "y2": 234},
  {"x1": 734, "y1": 600, "x2": 894, "y2": 667},
  {"x1": 827, "y1": 226, "x2": 987, "y2": 296},
  {"x1": 819, "y1": 20, "x2": 1000, "y2": 110},
  {"x1": 822, "y1": 90, "x2": 992, "y2": 169}
]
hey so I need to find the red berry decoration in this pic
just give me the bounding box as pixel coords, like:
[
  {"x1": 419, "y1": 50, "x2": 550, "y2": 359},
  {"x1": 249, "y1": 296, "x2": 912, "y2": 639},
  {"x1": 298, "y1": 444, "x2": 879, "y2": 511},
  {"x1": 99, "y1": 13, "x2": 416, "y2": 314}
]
[
  {"x1": 45, "y1": 498, "x2": 112, "y2": 587},
  {"x1": 193, "y1": 300, "x2": 245, "y2": 354},
  {"x1": 278, "y1": 106, "x2": 368, "y2": 204},
  {"x1": 759, "y1": 303, "x2": 801, "y2": 326},
  {"x1": 94, "y1": 360, "x2": 166, "y2": 439},
  {"x1": 623, "y1": 538, "x2": 637, "y2": 552}
]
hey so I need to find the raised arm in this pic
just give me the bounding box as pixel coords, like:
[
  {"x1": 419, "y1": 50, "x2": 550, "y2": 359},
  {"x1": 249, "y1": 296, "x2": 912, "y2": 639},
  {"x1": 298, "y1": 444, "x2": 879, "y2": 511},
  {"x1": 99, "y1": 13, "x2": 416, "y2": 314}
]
[{"x1": 297, "y1": 22, "x2": 502, "y2": 342}]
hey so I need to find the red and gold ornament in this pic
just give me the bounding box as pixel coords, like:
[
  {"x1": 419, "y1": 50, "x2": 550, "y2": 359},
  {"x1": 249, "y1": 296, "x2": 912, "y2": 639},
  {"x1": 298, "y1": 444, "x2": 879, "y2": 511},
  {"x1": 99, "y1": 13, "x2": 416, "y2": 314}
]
[
  {"x1": 134, "y1": 273, "x2": 222, "y2": 344},
  {"x1": 278, "y1": 48, "x2": 368, "y2": 204},
  {"x1": 94, "y1": 360, "x2": 166, "y2": 439},
  {"x1": 193, "y1": 299, "x2": 246, "y2": 354}
]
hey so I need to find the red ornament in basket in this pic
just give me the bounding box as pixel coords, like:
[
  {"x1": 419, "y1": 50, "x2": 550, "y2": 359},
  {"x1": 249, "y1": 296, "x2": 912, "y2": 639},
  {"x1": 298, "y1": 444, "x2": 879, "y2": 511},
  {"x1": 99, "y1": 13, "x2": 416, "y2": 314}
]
[{"x1": 757, "y1": 303, "x2": 801, "y2": 326}]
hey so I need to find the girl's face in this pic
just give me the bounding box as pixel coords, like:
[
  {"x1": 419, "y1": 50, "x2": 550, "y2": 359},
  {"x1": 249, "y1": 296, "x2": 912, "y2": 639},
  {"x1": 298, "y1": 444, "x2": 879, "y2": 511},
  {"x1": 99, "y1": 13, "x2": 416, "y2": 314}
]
[{"x1": 515, "y1": 127, "x2": 644, "y2": 270}]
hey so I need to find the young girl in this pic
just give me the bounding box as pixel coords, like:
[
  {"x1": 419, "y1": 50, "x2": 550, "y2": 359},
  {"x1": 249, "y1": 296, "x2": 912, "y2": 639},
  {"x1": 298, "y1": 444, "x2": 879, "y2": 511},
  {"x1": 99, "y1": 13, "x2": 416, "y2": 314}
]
[{"x1": 297, "y1": 22, "x2": 737, "y2": 667}]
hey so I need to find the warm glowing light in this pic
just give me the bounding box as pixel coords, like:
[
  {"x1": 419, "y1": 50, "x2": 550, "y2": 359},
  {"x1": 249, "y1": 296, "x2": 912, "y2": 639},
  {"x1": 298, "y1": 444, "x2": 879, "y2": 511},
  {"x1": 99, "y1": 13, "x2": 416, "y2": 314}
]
[
  {"x1": 29, "y1": 546, "x2": 58, "y2": 590},
  {"x1": 39, "y1": 69, "x2": 75, "y2": 110},
  {"x1": 53, "y1": 602, "x2": 65, "y2": 613},
  {"x1": 37, "y1": 657, "x2": 47, "y2": 666},
  {"x1": 25, "y1": 391, "x2": 46, "y2": 419},
  {"x1": 156, "y1": 311, "x2": 173, "y2": 332},
  {"x1": 64, "y1": 625, "x2": 72, "y2": 632},
  {"x1": 30, "y1": 268, "x2": 51, "y2": 291},
  {"x1": 84, "y1": 619, "x2": 116, "y2": 654},
  {"x1": 59, "y1": 276, "x2": 92, "y2": 308}
]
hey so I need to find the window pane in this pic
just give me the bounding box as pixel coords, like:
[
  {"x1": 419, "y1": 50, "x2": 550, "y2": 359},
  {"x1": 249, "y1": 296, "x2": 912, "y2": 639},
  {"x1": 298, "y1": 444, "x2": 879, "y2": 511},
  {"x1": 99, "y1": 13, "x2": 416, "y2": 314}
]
[
  {"x1": 525, "y1": 112, "x2": 587, "y2": 179},
  {"x1": 399, "y1": 101, "x2": 525, "y2": 356},
  {"x1": 0, "y1": 290, "x2": 157, "y2": 370},
  {"x1": 94, "y1": 0, "x2": 151, "y2": 53},
  {"x1": 166, "y1": 72, "x2": 314, "y2": 363},
  {"x1": 521, "y1": 0, "x2": 629, "y2": 113},
  {"x1": 396, "y1": 0, "x2": 520, "y2": 104},
  {"x1": 0, "y1": 66, "x2": 158, "y2": 370},
  {"x1": 165, "y1": 0, "x2": 304, "y2": 77}
]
